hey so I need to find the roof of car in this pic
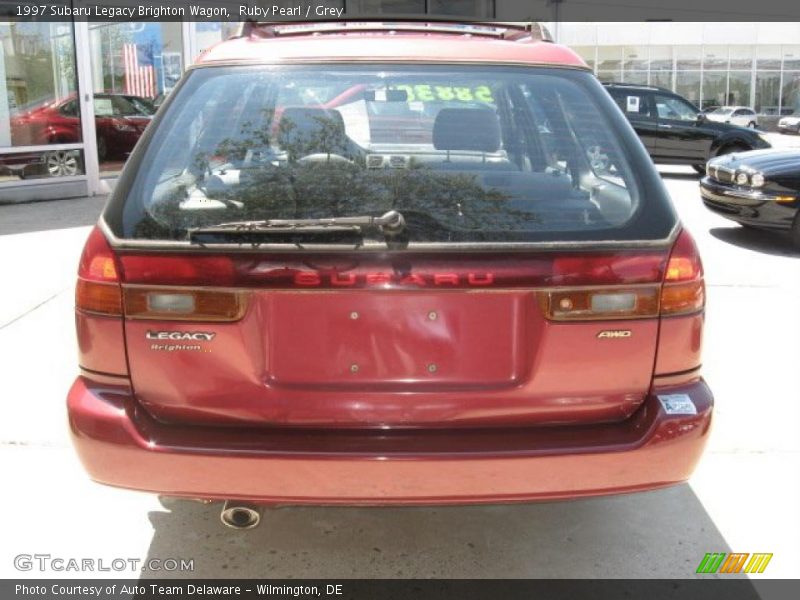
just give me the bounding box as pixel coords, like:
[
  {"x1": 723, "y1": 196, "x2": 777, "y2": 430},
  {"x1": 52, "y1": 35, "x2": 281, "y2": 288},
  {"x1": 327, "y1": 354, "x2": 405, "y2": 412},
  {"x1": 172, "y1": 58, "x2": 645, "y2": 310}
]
[
  {"x1": 195, "y1": 21, "x2": 588, "y2": 69},
  {"x1": 602, "y1": 82, "x2": 671, "y2": 93}
]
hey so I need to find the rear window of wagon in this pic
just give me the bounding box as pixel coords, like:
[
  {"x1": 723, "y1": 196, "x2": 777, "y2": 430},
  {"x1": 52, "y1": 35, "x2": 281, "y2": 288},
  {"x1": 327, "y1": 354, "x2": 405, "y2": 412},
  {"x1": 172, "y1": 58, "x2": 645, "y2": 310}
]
[{"x1": 107, "y1": 64, "x2": 676, "y2": 247}]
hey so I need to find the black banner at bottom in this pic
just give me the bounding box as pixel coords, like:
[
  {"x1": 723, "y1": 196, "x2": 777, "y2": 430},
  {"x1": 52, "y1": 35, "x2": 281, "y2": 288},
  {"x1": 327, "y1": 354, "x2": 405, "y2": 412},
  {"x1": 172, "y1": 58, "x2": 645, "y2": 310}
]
[{"x1": 3, "y1": 579, "x2": 800, "y2": 600}]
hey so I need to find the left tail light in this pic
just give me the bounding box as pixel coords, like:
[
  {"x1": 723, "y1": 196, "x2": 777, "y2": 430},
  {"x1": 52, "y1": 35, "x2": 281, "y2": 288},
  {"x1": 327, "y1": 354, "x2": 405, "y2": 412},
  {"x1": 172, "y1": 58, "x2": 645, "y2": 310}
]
[
  {"x1": 76, "y1": 227, "x2": 122, "y2": 315},
  {"x1": 75, "y1": 226, "x2": 128, "y2": 376}
]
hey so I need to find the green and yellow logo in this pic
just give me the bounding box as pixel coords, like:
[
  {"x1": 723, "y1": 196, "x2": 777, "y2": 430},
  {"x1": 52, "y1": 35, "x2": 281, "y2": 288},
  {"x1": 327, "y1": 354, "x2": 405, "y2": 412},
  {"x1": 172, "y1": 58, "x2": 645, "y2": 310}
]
[{"x1": 696, "y1": 552, "x2": 773, "y2": 574}]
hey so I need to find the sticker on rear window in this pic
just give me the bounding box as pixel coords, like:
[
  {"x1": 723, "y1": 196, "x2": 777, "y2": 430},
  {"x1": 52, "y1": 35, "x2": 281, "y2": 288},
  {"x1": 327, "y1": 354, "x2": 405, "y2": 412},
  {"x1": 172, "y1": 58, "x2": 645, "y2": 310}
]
[
  {"x1": 657, "y1": 394, "x2": 697, "y2": 415},
  {"x1": 390, "y1": 84, "x2": 495, "y2": 104}
]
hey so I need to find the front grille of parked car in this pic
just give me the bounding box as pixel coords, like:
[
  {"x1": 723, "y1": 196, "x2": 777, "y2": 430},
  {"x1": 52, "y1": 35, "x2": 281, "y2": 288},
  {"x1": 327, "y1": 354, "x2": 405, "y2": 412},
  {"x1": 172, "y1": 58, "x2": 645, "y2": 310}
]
[{"x1": 708, "y1": 164, "x2": 735, "y2": 184}]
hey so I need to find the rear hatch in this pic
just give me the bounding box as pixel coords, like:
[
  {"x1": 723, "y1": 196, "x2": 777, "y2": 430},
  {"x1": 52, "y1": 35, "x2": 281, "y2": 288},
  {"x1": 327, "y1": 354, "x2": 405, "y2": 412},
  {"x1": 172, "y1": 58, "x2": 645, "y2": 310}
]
[
  {"x1": 118, "y1": 249, "x2": 668, "y2": 427},
  {"x1": 103, "y1": 61, "x2": 679, "y2": 428}
]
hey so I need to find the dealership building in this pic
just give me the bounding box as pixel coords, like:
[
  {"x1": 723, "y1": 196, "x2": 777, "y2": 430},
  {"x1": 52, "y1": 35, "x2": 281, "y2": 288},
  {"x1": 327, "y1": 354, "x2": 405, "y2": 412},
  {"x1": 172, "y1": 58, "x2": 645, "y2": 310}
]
[{"x1": 1, "y1": 0, "x2": 799, "y2": 202}]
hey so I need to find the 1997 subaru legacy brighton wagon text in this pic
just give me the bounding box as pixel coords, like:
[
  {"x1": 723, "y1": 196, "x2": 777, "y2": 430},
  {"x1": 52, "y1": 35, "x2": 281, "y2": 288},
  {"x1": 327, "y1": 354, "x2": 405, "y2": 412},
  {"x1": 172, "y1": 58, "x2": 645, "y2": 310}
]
[{"x1": 68, "y1": 20, "x2": 712, "y2": 528}]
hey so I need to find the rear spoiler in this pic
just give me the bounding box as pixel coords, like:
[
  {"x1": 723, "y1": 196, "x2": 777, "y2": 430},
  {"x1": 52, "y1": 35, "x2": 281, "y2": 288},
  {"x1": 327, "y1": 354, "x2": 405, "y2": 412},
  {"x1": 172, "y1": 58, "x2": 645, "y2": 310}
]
[{"x1": 232, "y1": 20, "x2": 553, "y2": 44}]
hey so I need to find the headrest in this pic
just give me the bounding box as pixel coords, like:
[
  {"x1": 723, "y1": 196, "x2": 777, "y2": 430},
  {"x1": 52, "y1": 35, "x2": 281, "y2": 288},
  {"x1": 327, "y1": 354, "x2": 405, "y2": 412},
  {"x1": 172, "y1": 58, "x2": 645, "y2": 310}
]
[
  {"x1": 277, "y1": 107, "x2": 348, "y2": 157},
  {"x1": 432, "y1": 108, "x2": 501, "y2": 153}
]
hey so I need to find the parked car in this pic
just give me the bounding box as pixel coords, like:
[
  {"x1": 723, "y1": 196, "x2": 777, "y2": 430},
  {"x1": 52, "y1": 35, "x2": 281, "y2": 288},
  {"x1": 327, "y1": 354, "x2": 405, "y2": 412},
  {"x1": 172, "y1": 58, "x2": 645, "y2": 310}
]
[
  {"x1": 604, "y1": 83, "x2": 771, "y2": 174},
  {"x1": 69, "y1": 20, "x2": 712, "y2": 528},
  {"x1": 700, "y1": 148, "x2": 800, "y2": 247},
  {"x1": 4, "y1": 93, "x2": 153, "y2": 178},
  {"x1": 705, "y1": 106, "x2": 759, "y2": 128},
  {"x1": 0, "y1": 148, "x2": 83, "y2": 179},
  {"x1": 777, "y1": 113, "x2": 800, "y2": 134}
]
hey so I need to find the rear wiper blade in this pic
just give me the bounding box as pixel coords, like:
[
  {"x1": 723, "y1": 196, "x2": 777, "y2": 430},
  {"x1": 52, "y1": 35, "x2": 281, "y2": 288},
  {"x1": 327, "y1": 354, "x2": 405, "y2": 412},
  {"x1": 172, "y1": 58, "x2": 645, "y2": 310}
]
[{"x1": 187, "y1": 210, "x2": 406, "y2": 241}]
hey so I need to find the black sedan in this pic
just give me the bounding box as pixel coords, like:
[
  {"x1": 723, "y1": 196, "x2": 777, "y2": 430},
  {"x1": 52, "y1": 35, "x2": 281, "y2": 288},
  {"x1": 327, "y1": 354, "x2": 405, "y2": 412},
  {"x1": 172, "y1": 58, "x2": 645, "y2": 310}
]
[{"x1": 700, "y1": 149, "x2": 800, "y2": 247}]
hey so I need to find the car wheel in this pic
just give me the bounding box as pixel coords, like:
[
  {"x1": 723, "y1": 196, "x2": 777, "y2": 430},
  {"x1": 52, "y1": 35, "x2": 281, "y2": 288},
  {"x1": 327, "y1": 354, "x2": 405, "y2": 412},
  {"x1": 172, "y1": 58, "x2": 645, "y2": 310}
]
[
  {"x1": 748, "y1": 122, "x2": 757, "y2": 128},
  {"x1": 692, "y1": 164, "x2": 706, "y2": 175},
  {"x1": 44, "y1": 150, "x2": 81, "y2": 177}
]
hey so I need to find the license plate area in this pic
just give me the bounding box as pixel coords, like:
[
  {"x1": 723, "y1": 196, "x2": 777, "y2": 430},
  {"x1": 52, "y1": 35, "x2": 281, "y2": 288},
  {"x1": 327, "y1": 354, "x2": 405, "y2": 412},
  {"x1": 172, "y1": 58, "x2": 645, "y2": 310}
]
[{"x1": 267, "y1": 291, "x2": 529, "y2": 389}]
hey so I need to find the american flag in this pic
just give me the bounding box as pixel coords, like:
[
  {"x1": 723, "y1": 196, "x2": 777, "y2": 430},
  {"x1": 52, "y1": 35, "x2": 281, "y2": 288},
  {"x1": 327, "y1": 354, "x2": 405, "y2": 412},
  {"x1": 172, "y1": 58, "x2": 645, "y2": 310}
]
[{"x1": 123, "y1": 43, "x2": 156, "y2": 98}]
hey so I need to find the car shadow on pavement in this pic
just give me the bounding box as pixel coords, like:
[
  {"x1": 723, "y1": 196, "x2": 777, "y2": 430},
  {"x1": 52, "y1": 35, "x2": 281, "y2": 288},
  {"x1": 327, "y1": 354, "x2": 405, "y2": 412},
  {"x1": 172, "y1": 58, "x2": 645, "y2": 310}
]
[
  {"x1": 0, "y1": 195, "x2": 106, "y2": 236},
  {"x1": 710, "y1": 226, "x2": 800, "y2": 257},
  {"x1": 140, "y1": 484, "x2": 739, "y2": 579}
]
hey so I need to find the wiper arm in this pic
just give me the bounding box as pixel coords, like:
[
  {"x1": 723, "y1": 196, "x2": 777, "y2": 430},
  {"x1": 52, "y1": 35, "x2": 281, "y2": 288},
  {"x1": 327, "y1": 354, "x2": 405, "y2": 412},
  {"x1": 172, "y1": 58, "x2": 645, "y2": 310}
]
[{"x1": 187, "y1": 210, "x2": 406, "y2": 241}]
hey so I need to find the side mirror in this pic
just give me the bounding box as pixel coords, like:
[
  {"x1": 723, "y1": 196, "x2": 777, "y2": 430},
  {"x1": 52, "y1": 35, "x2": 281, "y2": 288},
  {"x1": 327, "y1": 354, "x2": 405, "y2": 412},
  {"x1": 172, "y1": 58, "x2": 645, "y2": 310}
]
[{"x1": 697, "y1": 113, "x2": 707, "y2": 123}]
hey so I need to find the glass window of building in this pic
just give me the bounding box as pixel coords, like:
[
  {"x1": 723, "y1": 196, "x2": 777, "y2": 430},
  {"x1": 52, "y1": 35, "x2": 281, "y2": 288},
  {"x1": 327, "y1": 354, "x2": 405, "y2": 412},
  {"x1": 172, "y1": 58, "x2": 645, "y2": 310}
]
[
  {"x1": 87, "y1": 22, "x2": 182, "y2": 177},
  {"x1": 675, "y1": 46, "x2": 702, "y2": 70},
  {"x1": 649, "y1": 46, "x2": 673, "y2": 73},
  {"x1": 596, "y1": 71, "x2": 619, "y2": 83},
  {"x1": 781, "y1": 71, "x2": 800, "y2": 115},
  {"x1": 623, "y1": 71, "x2": 648, "y2": 85},
  {"x1": 623, "y1": 46, "x2": 648, "y2": 72},
  {"x1": 597, "y1": 46, "x2": 622, "y2": 82},
  {"x1": 0, "y1": 21, "x2": 84, "y2": 182},
  {"x1": 728, "y1": 71, "x2": 752, "y2": 107},
  {"x1": 703, "y1": 46, "x2": 728, "y2": 71},
  {"x1": 675, "y1": 71, "x2": 701, "y2": 105},
  {"x1": 701, "y1": 71, "x2": 727, "y2": 109},
  {"x1": 650, "y1": 71, "x2": 673, "y2": 90},
  {"x1": 597, "y1": 46, "x2": 622, "y2": 70},
  {"x1": 755, "y1": 72, "x2": 781, "y2": 114},
  {"x1": 729, "y1": 46, "x2": 754, "y2": 70},
  {"x1": 782, "y1": 46, "x2": 800, "y2": 70},
  {"x1": 756, "y1": 45, "x2": 782, "y2": 70}
]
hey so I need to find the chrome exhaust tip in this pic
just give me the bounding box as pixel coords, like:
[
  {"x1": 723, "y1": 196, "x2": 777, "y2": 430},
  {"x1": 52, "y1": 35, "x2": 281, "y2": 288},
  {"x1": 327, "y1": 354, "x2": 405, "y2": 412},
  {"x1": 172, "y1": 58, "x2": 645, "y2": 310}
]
[{"x1": 220, "y1": 501, "x2": 262, "y2": 530}]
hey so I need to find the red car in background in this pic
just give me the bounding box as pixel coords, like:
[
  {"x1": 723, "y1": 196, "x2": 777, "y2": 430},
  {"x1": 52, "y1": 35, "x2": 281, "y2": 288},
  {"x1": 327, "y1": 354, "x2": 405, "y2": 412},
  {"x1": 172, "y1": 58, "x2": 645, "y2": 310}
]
[
  {"x1": 68, "y1": 21, "x2": 712, "y2": 530},
  {"x1": 0, "y1": 93, "x2": 153, "y2": 178}
]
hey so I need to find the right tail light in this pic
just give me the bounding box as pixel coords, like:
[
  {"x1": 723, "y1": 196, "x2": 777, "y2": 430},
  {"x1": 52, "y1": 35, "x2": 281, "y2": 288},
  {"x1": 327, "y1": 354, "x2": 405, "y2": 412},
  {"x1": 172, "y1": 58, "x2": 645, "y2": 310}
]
[{"x1": 660, "y1": 228, "x2": 705, "y2": 316}]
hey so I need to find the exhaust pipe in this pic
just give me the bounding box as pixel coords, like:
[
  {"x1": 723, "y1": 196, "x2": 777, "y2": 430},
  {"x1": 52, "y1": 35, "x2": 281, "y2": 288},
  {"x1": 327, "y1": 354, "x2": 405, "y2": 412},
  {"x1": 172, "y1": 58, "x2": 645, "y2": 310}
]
[{"x1": 220, "y1": 501, "x2": 262, "y2": 530}]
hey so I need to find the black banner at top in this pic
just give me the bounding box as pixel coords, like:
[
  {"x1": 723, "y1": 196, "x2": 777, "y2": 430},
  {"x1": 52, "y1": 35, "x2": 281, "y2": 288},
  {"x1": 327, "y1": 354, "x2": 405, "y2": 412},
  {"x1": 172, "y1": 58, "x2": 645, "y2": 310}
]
[{"x1": 2, "y1": 0, "x2": 800, "y2": 22}]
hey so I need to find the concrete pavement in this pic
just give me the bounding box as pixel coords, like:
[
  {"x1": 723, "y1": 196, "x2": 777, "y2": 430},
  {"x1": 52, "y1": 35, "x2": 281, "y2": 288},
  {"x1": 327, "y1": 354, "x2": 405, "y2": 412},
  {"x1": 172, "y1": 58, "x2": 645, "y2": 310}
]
[{"x1": 0, "y1": 175, "x2": 797, "y2": 580}]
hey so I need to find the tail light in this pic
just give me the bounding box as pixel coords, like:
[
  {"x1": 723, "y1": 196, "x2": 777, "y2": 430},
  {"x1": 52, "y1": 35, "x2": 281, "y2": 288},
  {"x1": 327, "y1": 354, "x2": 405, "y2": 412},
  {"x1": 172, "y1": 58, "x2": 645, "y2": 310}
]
[
  {"x1": 76, "y1": 227, "x2": 122, "y2": 315},
  {"x1": 75, "y1": 226, "x2": 128, "y2": 376},
  {"x1": 661, "y1": 228, "x2": 705, "y2": 316},
  {"x1": 539, "y1": 287, "x2": 660, "y2": 321},
  {"x1": 124, "y1": 288, "x2": 247, "y2": 321},
  {"x1": 539, "y1": 229, "x2": 704, "y2": 321}
]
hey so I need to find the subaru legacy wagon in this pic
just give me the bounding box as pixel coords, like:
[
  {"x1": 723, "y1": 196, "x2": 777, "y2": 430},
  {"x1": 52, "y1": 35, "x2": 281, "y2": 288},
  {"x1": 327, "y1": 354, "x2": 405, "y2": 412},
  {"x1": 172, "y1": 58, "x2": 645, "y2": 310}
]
[{"x1": 68, "y1": 21, "x2": 712, "y2": 529}]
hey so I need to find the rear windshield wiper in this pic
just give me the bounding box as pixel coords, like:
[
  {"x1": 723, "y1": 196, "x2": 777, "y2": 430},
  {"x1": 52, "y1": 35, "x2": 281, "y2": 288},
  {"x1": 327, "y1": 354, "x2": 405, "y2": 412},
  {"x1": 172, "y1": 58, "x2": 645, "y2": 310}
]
[{"x1": 187, "y1": 210, "x2": 406, "y2": 243}]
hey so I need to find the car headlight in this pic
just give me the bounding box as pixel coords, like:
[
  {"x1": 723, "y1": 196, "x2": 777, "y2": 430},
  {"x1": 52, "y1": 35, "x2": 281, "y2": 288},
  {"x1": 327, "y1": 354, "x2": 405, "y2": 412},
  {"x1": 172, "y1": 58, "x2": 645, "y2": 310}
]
[
  {"x1": 750, "y1": 172, "x2": 765, "y2": 187},
  {"x1": 735, "y1": 172, "x2": 749, "y2": 185}
]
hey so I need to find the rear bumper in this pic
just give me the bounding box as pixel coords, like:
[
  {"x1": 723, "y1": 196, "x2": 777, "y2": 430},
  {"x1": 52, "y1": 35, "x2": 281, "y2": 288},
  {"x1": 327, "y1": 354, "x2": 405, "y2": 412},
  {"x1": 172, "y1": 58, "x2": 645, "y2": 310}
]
[{"x1": 68, "y1": 376, "x2": 713, "y2": 505}]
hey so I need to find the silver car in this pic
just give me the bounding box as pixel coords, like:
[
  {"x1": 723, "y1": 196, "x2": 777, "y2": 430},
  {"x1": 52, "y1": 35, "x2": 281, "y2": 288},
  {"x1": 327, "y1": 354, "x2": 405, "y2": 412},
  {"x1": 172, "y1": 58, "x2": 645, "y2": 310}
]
[
  {"x1": 778, "y1": 113, "x2": 800, "y2": 134},
  {"x1": 706, "y1": 106, "x2": 759, "y2": 128}
]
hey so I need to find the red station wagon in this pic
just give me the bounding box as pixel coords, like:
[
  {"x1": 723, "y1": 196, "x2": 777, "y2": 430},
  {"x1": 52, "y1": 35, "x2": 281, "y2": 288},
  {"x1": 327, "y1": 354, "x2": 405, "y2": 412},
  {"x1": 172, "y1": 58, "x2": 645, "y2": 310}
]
[{"x1": 68, "y1": 21, "x2": 712, "y2": 529}]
